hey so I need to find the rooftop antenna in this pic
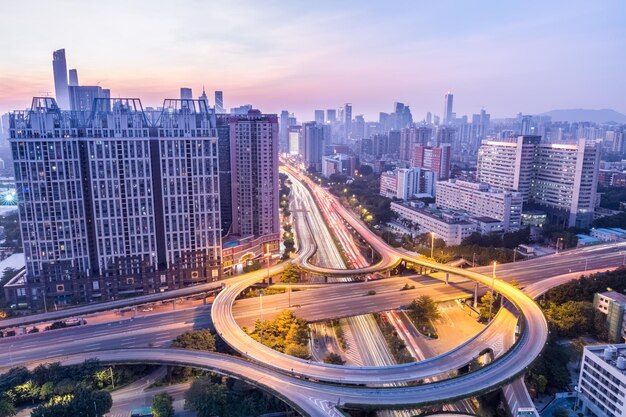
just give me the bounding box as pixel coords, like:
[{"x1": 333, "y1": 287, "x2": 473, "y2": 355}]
[{"x1": 39, "y1": 92, "x2": 52, "y2": 97}]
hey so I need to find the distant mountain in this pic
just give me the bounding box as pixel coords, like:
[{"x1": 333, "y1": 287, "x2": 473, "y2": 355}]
[{"x1": 539, "y1": 109, "x2": 626, "y2": 124}]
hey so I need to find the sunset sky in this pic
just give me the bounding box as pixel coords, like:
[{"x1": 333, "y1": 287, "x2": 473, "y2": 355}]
[{"x1": 0, "y1": 0, "x2": 624, "y2": 120}]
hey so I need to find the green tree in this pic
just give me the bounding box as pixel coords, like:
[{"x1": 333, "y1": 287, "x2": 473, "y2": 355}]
[
  {"x1": 531, "y1": 374, "x2": 548, "y2": 394},
  {"x1": 185, "y1": 378, "x2": 228, "y2": 417},
  {"x1": 281, "y1": 264, "x2": 300, "y2": 284},
  {"x1": 478, "y1": 291, "x2": 499, "y2": 322},
  {"x1": 0, "y1": 400, "x2": 16, "y2": 417},
  {"x1": 152, "y1": 392, "x2": 174, "y2": 417},
  {"x1": 409, "y1": 295, "x2": 441, "y2": 322},
  {"x1": 323, "y1": 353, "x2": 345, "y2": 365},
  {"x1": 171, "y1": 330, "x2": 216, "y2": 351},
  {"x1": 545, "y1": 301, "x2": 594, "y2": 337},
  {"x1": 284, "y1": 343, "x2": 310, "y2": 359}
]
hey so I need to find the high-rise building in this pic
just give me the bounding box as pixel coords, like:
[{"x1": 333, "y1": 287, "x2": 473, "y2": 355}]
[
  {"x1": 314, "y1": 110, "x2": 325, "y2": 124},
  {"x1": 52, "y1": 49, "x2": 70, "y2": 109},
  {"x1": 228, "y1": 110, "x2": 280, "y2": 251},
  {"x1": 380, "y1": 168, "x2": 435, "y2": 199},
  {"x1": 413, "y1": 144, "x2": 451, "y2": 180},
  {"x1": 198, "y1": 88, "x2": 209, "y2": 107},
  {"x1": 9, "y1": 97, "x2": 222, "y2": 306},
  {"x1": 180, "y1": 88, "x2": 193, "y2": 100},
  {"x1": 443, "y1": 91, "x2": 454, "y2": 125},
  {"x1": 353, "y1": 114, "x2": 365, "y2": 139},
  {"x1": 326, "y1": 109, "x2": 337, "y2": 123},
  {"x1": 477, "y1": 135, "x2": 541, "y2": 199},
  {"x1": 288, "y1": 125, "x2": 302, "y2": 155},
  {"x1": 279, "y1": 110, "x2": 290, "y2": 152},
  {"x1": 302, "y1": 122, "x2": 330, "y2": 172},
  {"x1": 477, "y1": 135, "x2": 600, "y2": 227},
  {"x1": 68, "y1": 85, "x2": 110, "y2": 112},
  {"x1": 532, "y1": 139, "x2": 599, "y2": 227},
  {"x1": 399, "y1": 127, "x2": 431, "y2": 162},
  {"x1": 214, "y1": 91, "x2": 224, "y2": 113},
  {"x1": 68, "y1": 69, "x2": 79, "y2": 86},
  {"x1": 344, "y1": 103, "x2": 352, "y2": 138}
]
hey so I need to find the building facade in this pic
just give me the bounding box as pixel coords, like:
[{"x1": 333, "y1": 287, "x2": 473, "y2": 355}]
[
  {"x1": 228, "y1": 110, "x2": 280, "y2": 265},
  {"x1": 594, "y1": 292, "x2": 626, "y2": 343},
  {"x1": 477, "y1": 135, "x2": 599, "y2": 227},
  {"x1": 578, "y1": 344, "x2": 626, "y2": 417},
  {"x1": 10, "y1": 97, "x2": 223, "y2": 306},
  {"x1": 413, "y1": 144, "x2": 451, "y2": 180},
  {"x1": 436, "y1": 179, "x2": 523, "y2": 231}
]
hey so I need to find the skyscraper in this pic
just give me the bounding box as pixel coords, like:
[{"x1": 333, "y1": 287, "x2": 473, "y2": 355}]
[
  {"x1": 68, "y1": 85, "x2": 110, "y2": 112},
  {"x1": 302, "y1": 122, "x2": 330, "y2": 172},
  {"x1": 326, "y1": 109, "x2": 337, "y2": 123},
  {"x1": 52, "y1": 49, "x2": 70, "y2": 109},
  {"x1": 180, "y1": 88, "x2": 193, "y2": 100},
  {"x1": 214, "y1": 91, "x2": 224, "y2": 113},
  {"x1": 9, "y1": 97, "x2": 222, "y2": 306},
  {"x1": 314, "y1": 110, "x2": 325, "y2": 124},
  {"x1": 413, "y1": 144, "x2": 451, "y2": 180},
  {"x1": 279, "y1": 110, "x2": 290, "y2": 152},
  {"x1": 443, "y1": 92, "x2": 454, "y2": 125},
  {"x1": 399, "y1": 127, "x2": 431, "y2": 162},
  {"x1": 229, "y1": 111, "x2": 280, "y2": 251},
  {"x1": 68, "y1": 69, "x2": 79, "y2": 86},
  {"x1": 344, "y1": 103, "x2": 352, "y2": 138},
  {"x1": 198, "y1": 87, "x2": 209, "y2": 107}
]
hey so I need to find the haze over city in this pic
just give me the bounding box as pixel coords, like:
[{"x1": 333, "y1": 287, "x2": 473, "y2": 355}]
[
  {"x1": 1, "y1": 0, "x2": 625, "y2": 119},
  {"x1": 2, "y1": 2, "x2": 626, "y2": 417}
]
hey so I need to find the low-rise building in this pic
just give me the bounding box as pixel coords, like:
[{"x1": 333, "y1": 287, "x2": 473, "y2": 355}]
[
  {"x1": 578, "y1": 344, "x2": 626, "y2": 417},
  {"x1": 390, "y1": 202, "x2": 477, "y2": 245},
  {"x1": 436, "y1": 179, "x2": 523, "y2": 231},
  {"x1": 590, "y1": 228, "x2": 626, "y2": 242},
  {"x1": 594, "y1": 292, "x2": 626, "y2": 343}
]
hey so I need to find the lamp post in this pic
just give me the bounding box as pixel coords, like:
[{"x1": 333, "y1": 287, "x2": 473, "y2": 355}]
[
  {"x1": 259, "y1": 290, "x2": 264, "y2": 344},
  {"x1": 488, "y1": 261, "x2": 496, "y2": 323},
  {"x1": 556, "y1": 237, "x2": 563, "y2": 254}
]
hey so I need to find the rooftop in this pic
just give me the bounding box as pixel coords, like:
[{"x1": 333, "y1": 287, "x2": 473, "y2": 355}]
[{"x1": 598, "y1": 291, "x2": 626, "y2": 305}]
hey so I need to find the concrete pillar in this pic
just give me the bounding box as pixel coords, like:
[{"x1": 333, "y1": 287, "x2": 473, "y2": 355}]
[
  {"x1": 203, "y1": 294, "x2": 207, "y2": 305},
  {"x1": 474, "y1": 283, "x2": 479, "y2": 308},
  {"x1": 445, "y1": 273, "x2": 449, "y2": 284},
  {"x1": 172, "y1": 299, "x2": 176, "y2": 311}
]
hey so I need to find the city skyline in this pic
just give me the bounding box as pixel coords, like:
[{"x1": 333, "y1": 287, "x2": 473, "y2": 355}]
[{"x1": 1, "y1": 1, "x2": 625, "y2": 119}]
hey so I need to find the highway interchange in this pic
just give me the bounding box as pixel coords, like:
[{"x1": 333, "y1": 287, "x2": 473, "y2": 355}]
[{"x1": 2, "y1": 164, "x2": 625, "y2": 416}]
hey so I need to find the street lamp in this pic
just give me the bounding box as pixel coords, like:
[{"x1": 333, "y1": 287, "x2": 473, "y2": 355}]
[
  {"x1": 430, "y1": 232, "x2": 435, "y2": 259},
  {"x1": 488, "y1": 261, "x2": 497, "y2": 322},
  {"x1": 259, "y1": 289, "x2": 264, "y2": 345},
  {"x1": 555, "y1": 237, "x2": 564, "y2": 254}
]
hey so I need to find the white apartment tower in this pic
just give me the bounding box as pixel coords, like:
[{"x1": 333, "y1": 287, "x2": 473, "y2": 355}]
[{"x1": 477, "y1": 135, "x2": 599, "y2": 228}]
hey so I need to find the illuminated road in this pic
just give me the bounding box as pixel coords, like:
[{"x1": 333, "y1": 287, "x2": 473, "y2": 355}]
[{"x1": 2, "y1": 164, "x2": 624, "y2": 416}]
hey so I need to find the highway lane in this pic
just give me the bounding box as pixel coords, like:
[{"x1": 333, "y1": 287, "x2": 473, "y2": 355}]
[
  {"x1": 233, "y1": 276, "x2": 472, "y2": 327},
  {"x1": 0, "y1": 306, "x2": 213, "y2": 367},
  {"x1": 212, "y1": 167, "x2": 547, "y2": 385},
  {"x1": 0, "y1": 345, "x2": 567, "y2": 414}
]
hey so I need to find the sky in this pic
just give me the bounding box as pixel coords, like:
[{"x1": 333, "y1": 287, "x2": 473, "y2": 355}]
[{"x1": 0, "y1": 0, "x2": 624, "y2": 121}]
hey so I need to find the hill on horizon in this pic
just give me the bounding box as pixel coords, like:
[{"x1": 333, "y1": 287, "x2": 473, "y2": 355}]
[{"x1": 539, "y1": 108, "x2": 626, "y2": 124}]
